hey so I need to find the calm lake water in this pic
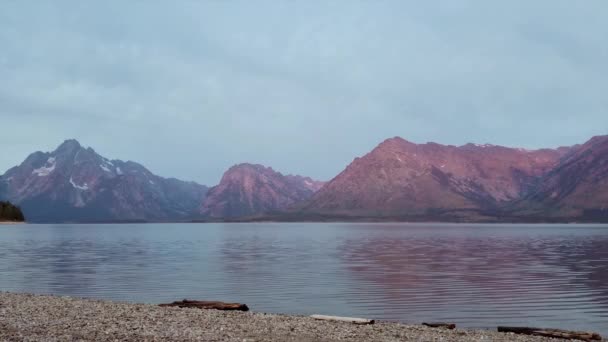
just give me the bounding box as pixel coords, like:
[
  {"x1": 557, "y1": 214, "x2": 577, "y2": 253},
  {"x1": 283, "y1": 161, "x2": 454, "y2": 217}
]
[{"x1": 1, "y1": 223, "x2": 608, "y2": 334}]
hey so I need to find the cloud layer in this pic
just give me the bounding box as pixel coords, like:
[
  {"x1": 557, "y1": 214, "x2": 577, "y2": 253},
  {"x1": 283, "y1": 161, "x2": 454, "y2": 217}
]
[{"x1": 1, "y1": 1, "x2": 607, "y2": 184}]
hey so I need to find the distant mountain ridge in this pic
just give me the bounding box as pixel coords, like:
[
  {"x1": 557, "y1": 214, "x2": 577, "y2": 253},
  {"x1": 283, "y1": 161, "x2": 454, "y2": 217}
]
[
  {"x1": 0, "y1": 140, "x2": 325, "y2": 223},
  {"x1": 0, "y1": 140, "x2": 208, "y2": 222},
  {"x1": 296, "y1": 136, "x2": 606, "y2": 222},
  {"x1": 1, "y1": 135, "x2": 607, "y2": 223},
  {"x1": 512, "y1": 135, "x2": 608, "y2": 220},
  {"x1": 200, "y1": 163, "x2": 324, "y2": 219},
  {"x1": 300, "y1": 137, "x2": 567, "y2": 215}
]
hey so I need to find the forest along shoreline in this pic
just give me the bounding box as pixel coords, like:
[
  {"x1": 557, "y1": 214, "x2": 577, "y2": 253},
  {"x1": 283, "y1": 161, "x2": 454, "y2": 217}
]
[
  {"x1": 0, "y1": 201, "x2": 25, "y2": 223},
  {"x1": 1, "y1": 292, "x2": 602, "y2": 342}
]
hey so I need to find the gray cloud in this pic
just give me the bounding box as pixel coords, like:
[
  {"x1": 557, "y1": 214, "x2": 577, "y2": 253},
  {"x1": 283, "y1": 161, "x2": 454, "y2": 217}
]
[{"x1": 1, "y1": 1, "x2": 607, "y2": 185}]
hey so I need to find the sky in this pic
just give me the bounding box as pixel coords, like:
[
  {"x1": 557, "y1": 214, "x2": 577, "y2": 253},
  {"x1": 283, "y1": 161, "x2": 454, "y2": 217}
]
[{"x1": 1, "y1": 1, "x2": 607, "y2": 185}]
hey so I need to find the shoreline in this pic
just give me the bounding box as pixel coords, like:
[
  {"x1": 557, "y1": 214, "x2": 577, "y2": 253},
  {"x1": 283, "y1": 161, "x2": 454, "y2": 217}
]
[
  {"x1": 0, "y1": 221, "x2": 24, "y2": 225},
  {"x1": 0, "y1": 292, "x2": 585, "y2": 341},
  {"x1": 15, "y1": 220, "x2": 608, "y2": 225}
]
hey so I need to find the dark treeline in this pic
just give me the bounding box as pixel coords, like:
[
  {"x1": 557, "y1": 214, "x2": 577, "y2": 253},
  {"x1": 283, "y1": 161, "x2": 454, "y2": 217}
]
[{"x1": 0, "y1": 201, "x2": 25, "y2": 222}]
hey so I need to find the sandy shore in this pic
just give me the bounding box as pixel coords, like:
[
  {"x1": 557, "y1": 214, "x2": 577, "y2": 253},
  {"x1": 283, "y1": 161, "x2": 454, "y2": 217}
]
[
  {"x1": 0, "y1": 221, "x2": 23, "y2": 225},
  {"x1": 0, "y1": 292, "x2": 584, "y2": 341}
]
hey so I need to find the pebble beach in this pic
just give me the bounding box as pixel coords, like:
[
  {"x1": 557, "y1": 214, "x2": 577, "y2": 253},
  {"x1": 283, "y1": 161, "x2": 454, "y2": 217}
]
[{"x1": 0, "y1": 292, "x2": 586, "y2": 342}]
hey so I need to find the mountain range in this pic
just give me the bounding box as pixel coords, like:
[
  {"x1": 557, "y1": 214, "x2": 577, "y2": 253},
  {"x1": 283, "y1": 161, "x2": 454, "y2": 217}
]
[
  {"x1": 298, "y1": 137, "x2": 573, "y2": 221},
  {"x1": 1, "y1": 136, "x2": 607, "y2": 223},
  {"x1": 0, "y1": 140, "x2": 208, "y2": 222}
]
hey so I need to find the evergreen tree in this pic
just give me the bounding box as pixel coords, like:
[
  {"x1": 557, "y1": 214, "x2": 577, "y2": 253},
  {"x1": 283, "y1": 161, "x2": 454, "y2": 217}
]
[{"x1": 0, "y1": 201, "x2": 25, "y2": 222}]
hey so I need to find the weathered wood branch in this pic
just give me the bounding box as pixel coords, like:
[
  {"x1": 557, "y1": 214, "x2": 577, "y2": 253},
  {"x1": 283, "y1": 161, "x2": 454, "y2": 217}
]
[
  {"x1": 311, "y1": 315, "x2": 375, "y2": 325},
  {"x1": 423, "y1": 322, "x2": 456, "y2": 329},
  {"x1": 497, "y1": 326, "x2": 602, "y2": 341},
  {"x1": 159, "y1": 300, "x2": 249, "y2": 312}
]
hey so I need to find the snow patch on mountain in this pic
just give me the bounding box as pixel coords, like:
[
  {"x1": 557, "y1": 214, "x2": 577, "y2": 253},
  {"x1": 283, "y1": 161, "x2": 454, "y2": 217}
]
[
  {"x1": 69, "y1": 177, "x2": 89, "y2": 191},
  {"x1": 32, "y1": 157, "x2": 56, "y2": 176}
]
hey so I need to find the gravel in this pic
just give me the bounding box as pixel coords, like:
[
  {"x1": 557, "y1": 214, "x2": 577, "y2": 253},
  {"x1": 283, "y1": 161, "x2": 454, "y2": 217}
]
[{"x1": 0, "y1": 292, "x2": 585, "y2": 341}]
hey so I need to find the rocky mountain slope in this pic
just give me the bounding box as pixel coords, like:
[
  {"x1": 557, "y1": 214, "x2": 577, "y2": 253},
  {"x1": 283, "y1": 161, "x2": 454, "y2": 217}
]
[
  {"x1": 2, "y1": 135, "x2": 606, "y2": 223},
  {"x1": 299, "y1": 137, "x2": 575, "y2": 220},
  {"x1": 515, "y1": 135, "x2": 608, "y2": 220},
  {"x1": 200, "y1": 163, "x2": 324, "y2": 219},
  {"x1": 0, "y1": 140, "x2": 208, "y2": 222}
]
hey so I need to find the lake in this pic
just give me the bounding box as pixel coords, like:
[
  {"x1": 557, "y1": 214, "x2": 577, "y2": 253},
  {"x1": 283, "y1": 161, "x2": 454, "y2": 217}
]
[{"x1": 1, "y1": 223, "x2": 607, "y2": 334}]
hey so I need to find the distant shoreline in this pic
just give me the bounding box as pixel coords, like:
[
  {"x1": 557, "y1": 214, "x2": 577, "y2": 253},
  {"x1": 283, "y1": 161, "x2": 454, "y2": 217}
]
[
  {"x1": 18, "y1": 219, "x2": 608, "y2": 224},
  {"x1": 0, "y1": 292, "x2": 574, "y2": 341},
  {"x1": 0, "y1": 221, "x2": 24, "y2": 225}
]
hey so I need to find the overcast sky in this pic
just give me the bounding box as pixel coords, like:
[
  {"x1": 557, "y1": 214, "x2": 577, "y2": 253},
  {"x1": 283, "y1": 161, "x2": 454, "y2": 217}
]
[{"x1": 1, "y1": 1, "x2": 607, "y2": 185}]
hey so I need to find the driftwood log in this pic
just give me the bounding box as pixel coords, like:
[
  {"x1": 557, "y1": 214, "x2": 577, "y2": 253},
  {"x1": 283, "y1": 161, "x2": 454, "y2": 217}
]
[
  {"x1": 159, "y1": 300, "x2": 249, "y2": 312},
  {"x1": 311, "y1": 315, "x2": 375, "y2": 325},
  {"x1": 497, "y1": 326, "x2": 602, "y2": 341},
  {"x1": 422, "y1": 322, "x2": 456, "y2": 330}
]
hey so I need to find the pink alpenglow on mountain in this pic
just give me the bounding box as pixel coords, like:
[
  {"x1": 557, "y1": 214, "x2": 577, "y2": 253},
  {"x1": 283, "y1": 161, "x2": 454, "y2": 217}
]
[
  {"x1": 200, "y1": 163, "x2": 324, "y2": 218},
  {"x1": 519, "y1": 135, "x2": 608, "y2": 219},
  {"x1": 2, "y1": 135, "x2": 607, "y2": 223},
  {"x1": 301, "y1": 137, "x2": 576, "y2": 219}
]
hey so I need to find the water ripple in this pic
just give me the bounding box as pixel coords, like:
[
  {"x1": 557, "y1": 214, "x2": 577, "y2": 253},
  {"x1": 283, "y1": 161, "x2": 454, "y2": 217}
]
[{"x1": 1, "y1": 223, "x2": 608, "y2": 334}]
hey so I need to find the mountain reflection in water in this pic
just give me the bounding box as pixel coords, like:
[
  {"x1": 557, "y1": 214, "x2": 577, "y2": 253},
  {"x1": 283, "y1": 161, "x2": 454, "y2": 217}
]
[{"x1": 0, "y1": 223, "x2": 607, "y2": 334}]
